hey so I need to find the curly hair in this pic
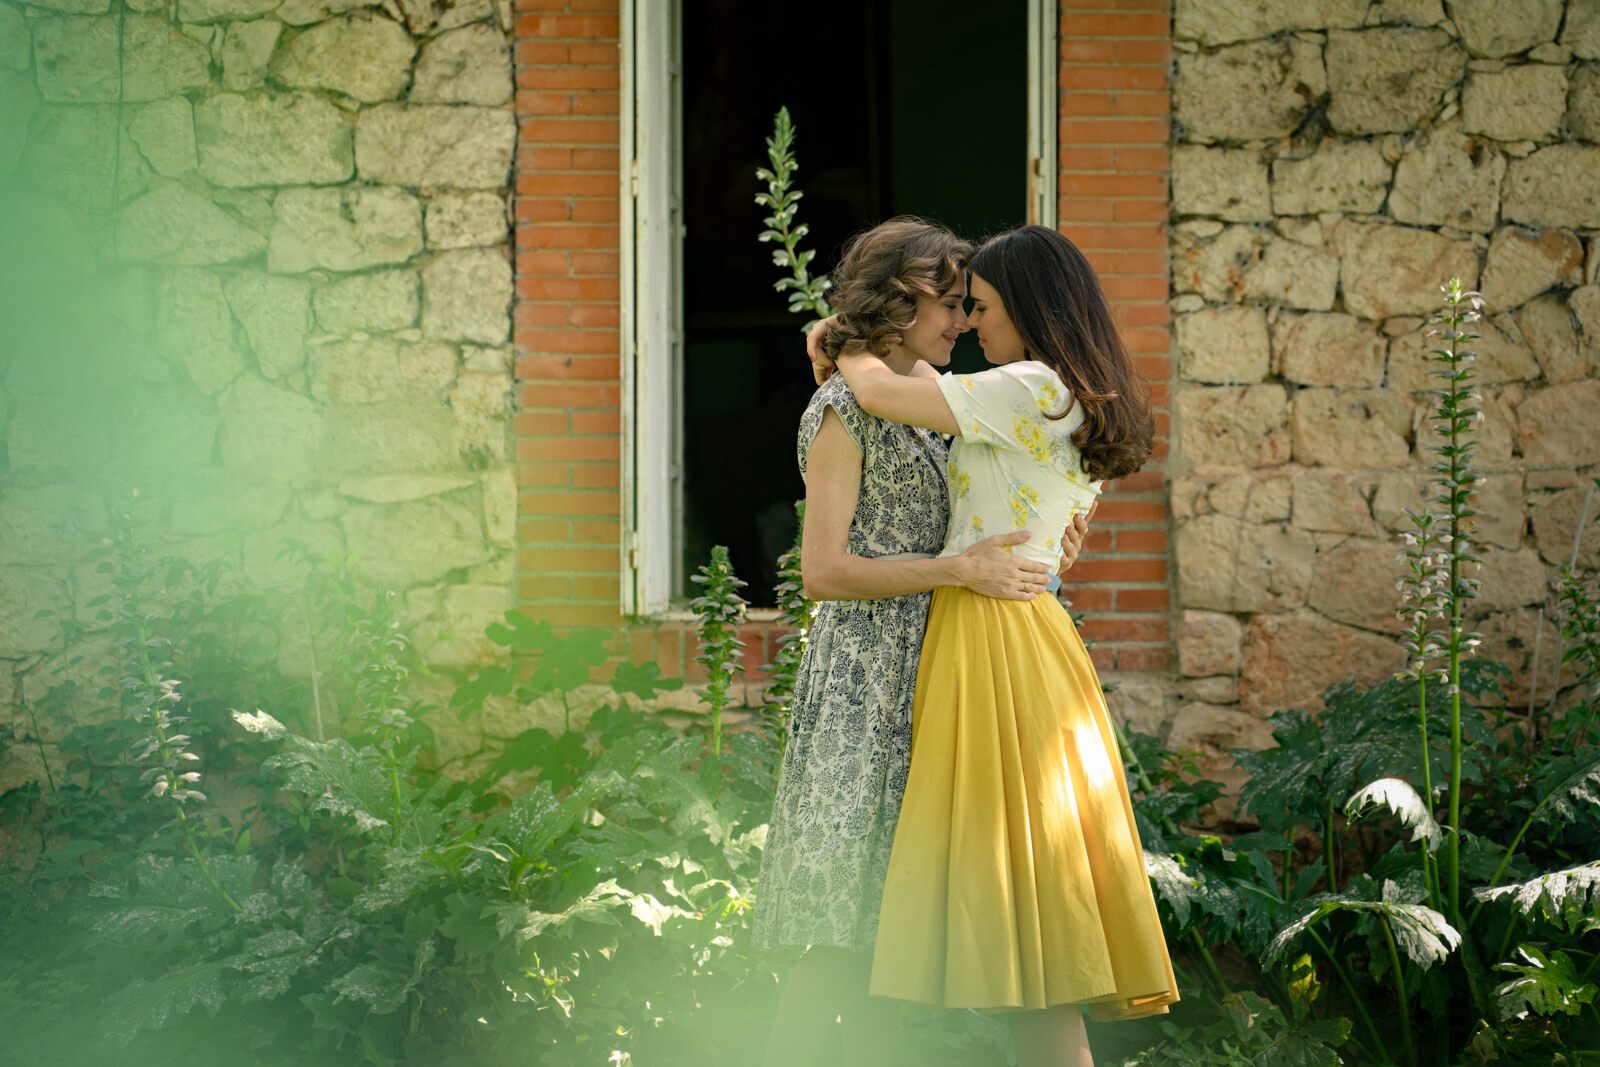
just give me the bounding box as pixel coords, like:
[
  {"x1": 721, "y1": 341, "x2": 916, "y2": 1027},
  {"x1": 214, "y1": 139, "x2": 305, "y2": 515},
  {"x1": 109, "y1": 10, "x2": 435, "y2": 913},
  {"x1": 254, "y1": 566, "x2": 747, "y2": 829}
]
[
  {"x1": 820, "y1": 216, "x2": 972, "y2": 362},
  {"x1": 970, "y1": 226, "x2": 1155, "y2": 483}
]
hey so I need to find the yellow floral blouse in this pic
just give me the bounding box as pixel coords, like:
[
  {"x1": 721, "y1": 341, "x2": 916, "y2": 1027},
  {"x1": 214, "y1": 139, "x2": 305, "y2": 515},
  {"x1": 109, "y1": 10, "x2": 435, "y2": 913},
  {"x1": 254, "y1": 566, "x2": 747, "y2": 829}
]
[{"x1": 935, "y1": 360, "x2": 1102, "y2": 569}]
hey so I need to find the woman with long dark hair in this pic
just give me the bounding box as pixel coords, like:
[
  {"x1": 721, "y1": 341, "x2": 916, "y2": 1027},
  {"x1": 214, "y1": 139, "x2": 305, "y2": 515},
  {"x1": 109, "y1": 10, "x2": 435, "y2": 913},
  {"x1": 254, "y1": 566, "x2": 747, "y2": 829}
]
[
  {"x1": 753, "y1": 217, "x2": 1089, "y2": 1067},
  {"x1": 818, "y1": 224, "x2": 1177, "y2": 1065}
]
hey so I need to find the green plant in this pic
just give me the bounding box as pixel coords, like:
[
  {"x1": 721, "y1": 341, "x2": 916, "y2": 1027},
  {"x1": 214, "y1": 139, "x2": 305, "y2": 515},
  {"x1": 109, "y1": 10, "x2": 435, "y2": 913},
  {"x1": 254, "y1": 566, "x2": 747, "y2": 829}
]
[
  {"x1": 689, "y1": 545, "x2": 748, "y2": 761},
  {"x1": 755, "y1": 106, "x2": 833, "y2": 323},
  {"x1": 760, "y1": 502, "x2": 813, "y2": 750}
]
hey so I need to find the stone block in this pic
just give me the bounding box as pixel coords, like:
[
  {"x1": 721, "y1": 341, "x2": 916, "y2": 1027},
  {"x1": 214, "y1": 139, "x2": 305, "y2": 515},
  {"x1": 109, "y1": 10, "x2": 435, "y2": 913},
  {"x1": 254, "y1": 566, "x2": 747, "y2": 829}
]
[
  {"x1": 355, "y1": 104, "x2": 516, "y2": 190},
  {"x1": 196, "y1": 92, "x2": 353, "y2": 188},
  {"x1": 422, "y1": 248, "x2": 512, "y2": 344},
  {"x1": 1291, "y1": 469, "x2": 1374, "y2": 534},
  {"x1": 1292, "y1": 388, "x2": 1413, "y2": 467},
  {"x1": 0, "y1": 5, "x2": 30, "y2": 69},
  {"x1": 407, "y1": 583, "x2": 510, "y2": 666},
  {"x1": 117, "y1": 183, "x2": 269, "y2": 266},
  {"x1": 270, "y1": 14, "x2": 416, "y2": 103},
  {"x1": 1270, "y1": 139, "x2": 1392, "y2": 214},
  {"x1": 1451, "y1": 0, "x2": 1563, "y2": 57},
  {"x1": 1175, "y1": 39, "x2": 1326, "y2": 141},
  {"x1": 1166, "y1": 701, "x2": 1278, "y2": 811},
  {"x1": 1482, "y1": 226, "x2": 1585, "y2": 309},
  {"x1": 307, "y1": 337, "x2": 457, "y2": 403},
  {"x1": 1273, "y1": 312, "x2": 1385, "y2": 387},
  {"x1": 1518, "y1": 380, "x2": 1600, "y2": 466},
  {"x1": 1175, "y1": 305, "x2": 1269, "y2": 384},
  {"x1": 1238, "y1": 611, "x2": 1402, "y2": 713},
  {"x1": 1172, "y1": 145, "x2": 1270, "y2": 220},
  {"x1": 25, "y1": 105, "x2": 150, "y2": 212},
  {"x1": 34, "y1": 16, "x2": 210, "y2": 103},
  {"x1": 221, "y1": 19, "x2": 283, "y2": 91},
  {"x1": 157, "y1": 268, "x2": 246, "y2": 395},
  {"x1": 0, "y1": 566, "x2": 62, "y2": 656},
  {"x1": 1566, "y1": 0, "x2": 1600, "y2": 59},
  {"x1": 1388, "y1": 130, "x2": 1505, "y2": 232},
  {"x1": 320, "y1": 397, "x2": 461, "y2": 474},
  {"x1": 1177, "y1": 384, "x2": 1291, "y2": 468},
  {"x1": 1174, "y1": 0, "x2": 1367, "y2": 45},
  {"x1": 1177, "y1": 514, "x2": 1315, "y2": 613},
  {"x1": 223, "y1": 272, "x2": 311, "y2": 380},
  {"x1": 0, "y1": 485, "x2": 109, "y2": 565},
  {"x1": 412, "y1": 24, "x2": 512, "y2": 106},
  {"x1": 1503, "y1": 144, "x2": 1600, "y2": 228},
  {"x1": 1172, "y1": 225, "x2": 1340, "y2": 310},
  {"x1": 179, "y1": 0, "x2": 280, "y2": 20},
  {"x1": 1178, "y1": 609, "x2": 1242, "y2": 677},
  {"x1": 425, "y1": 191, "x2": 507, "y2": 249},
  {"x1": 1336, "y1": 221, "x2": 1480, "y2": 319},
  {"x1": 128, "y1": 97, "x2": 196, "y2": 177},
  {"x1": 1326, "y1": 27, "x2": 1465, "y2": 134},
  {"x1": 1461, "y1": 63, "x2": 1567, "y2": 141},
  {"x1": 1308, "y1": 535, "x2": 1406, "y2": 631},
  {"x1": 1529, "y1": 481, "x2": 1600, "y2": 567},
  {"x1": 313, "y1": 270, "x2": 420, "y2": 333},
  {"x1": 340, "y1": 494, "x2": 494, "y2": 586},
  {"x1": 1570, "y1": 63, "x2": 1600, "y2": 141},
  {"x1": 220, "y1": 375, "x2": 322, "y2": 482},
  {"x1": 1385, "y1": 314, "x2": 1540, "y2": 392},
  {"x1": 268, "y1": 185, "x2": 423, "y2": 273},
  {"x1": 1514, "y1": 294, "x2": 1591, "y2": 382},
  {"x1": 0, "y1": 70, "x2": 35, "y2": 176}
]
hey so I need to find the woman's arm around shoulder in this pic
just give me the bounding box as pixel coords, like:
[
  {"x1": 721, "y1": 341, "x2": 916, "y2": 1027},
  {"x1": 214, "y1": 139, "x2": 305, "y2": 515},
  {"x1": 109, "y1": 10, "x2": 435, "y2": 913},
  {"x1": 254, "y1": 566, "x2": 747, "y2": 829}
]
[
  {"x1": 800, "y1": 407, "x2": 1052, "y2": 602},
  {"x1": 832, "y1": 350, "x2": 959, "y2": 436}
]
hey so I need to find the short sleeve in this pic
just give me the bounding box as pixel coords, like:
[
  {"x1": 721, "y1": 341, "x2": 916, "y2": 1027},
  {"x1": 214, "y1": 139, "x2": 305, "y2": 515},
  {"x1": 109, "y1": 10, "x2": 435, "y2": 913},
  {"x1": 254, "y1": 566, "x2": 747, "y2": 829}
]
[
  {"x1": 935, "y1": 362, "x2": 1071, "y2": 449},
  {"x1": 797, "y1": 378, "x2": 875, "y2": 476}
]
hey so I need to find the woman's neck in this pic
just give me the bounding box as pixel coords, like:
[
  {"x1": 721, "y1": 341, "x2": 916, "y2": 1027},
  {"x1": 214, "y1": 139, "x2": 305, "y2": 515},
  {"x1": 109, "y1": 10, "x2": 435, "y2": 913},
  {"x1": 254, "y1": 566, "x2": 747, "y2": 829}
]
[{"x1": 881, "y1": 347, "x2": 919, "y2": 376}]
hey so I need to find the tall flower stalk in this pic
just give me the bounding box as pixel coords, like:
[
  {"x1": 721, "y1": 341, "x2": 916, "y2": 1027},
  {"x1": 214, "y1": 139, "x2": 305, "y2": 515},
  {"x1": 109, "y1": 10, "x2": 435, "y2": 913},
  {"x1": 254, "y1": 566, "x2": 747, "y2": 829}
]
[
  {"x1": 690, "y1": 546, "x2": 748, "y2": 760},
  {"x1": 761, "y1": 502, "x2": 813, "y2": 753},
  {"x1": 755, "y1": 107, "x2": 833, "y2": 322},
  {"x1": 1424, "y1": 279, "x2": 1484, "y2": 924},
  {"x1": 109, "y1": 491, "x2": 239, "y2": 913},
  {"x1": 1395, "y1": 510, "x2": 1451, "y2": 913}
]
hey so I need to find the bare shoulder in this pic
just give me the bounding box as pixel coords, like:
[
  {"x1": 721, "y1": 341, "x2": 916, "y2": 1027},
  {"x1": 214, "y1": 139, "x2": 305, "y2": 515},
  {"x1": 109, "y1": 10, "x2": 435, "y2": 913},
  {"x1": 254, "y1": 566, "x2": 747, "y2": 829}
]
[{"x1": 908, "y1": 360, "x2": 942, "y2": 380}]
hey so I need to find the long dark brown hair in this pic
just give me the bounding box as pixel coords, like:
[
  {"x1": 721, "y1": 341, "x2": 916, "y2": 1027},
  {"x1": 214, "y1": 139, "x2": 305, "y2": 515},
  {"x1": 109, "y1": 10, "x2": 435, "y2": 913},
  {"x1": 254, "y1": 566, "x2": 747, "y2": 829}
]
[
  {"x1": 969, "y1": 225, "x2": 1154, "y2": 481},
  {"x1": 821, "y1": 216, "x2": 972, "y2": 361}
]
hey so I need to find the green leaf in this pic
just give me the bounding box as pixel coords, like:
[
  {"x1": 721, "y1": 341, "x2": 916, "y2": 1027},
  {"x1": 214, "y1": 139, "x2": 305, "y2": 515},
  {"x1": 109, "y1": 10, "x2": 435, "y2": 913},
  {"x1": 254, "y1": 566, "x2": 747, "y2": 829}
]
[
  {"x1": 610, "y1": 660, "x2": 684, "y2": 700},
  {"x1": 1144, "y1": 850, "x2": 1201, "y2": 925},
  {"x1": 1344, "y1": 776, "x2": 1443, "y2": 850},
  {"x1": 1266, "y1": 884, "x2": 1460, "y2": 970},
  {"x1": 1494, "y1": 944, "x2": 1598, "y2": 1020},
  {"x1": 1473, "y1": 861, "x2": 1600, "y2": 932},
  {"x1": 100, "y1": 960, "x2": 229, "y2": 1042},
  {"x1": 1531, "y1": 751, "x2": 1600, "y2": 829},
  {"x1": 264, "y1": 736, "x2": 398, "y2": 835}
]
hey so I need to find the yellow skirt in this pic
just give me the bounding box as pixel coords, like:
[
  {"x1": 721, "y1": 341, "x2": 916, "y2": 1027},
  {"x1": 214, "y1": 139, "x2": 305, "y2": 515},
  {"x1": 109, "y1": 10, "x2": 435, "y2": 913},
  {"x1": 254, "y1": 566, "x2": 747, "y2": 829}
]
[{"x1": 869, "y1": 586, "x2": 1179, "y2": 1021}]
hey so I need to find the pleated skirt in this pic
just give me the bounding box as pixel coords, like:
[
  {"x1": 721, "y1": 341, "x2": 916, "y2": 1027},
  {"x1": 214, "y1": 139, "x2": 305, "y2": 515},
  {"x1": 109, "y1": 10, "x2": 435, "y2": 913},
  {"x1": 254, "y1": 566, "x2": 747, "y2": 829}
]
[{"x1": 868, "y1": 586, "x2": 1179, "y2": 1021}]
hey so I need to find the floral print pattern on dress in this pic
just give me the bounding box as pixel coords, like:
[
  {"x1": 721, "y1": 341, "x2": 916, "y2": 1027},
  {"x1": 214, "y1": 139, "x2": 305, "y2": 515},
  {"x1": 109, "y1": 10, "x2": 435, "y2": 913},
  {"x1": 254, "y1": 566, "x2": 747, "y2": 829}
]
[{"x1": 752, "y1": 375, "x2": 950, "y2": 951}]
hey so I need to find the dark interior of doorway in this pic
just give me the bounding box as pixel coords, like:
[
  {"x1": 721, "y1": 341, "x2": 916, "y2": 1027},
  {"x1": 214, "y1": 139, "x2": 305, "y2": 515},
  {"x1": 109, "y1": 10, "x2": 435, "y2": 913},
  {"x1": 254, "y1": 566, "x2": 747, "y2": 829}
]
[{"x1": 681, "y1": 0, "x2": 1028, "y2": 606}]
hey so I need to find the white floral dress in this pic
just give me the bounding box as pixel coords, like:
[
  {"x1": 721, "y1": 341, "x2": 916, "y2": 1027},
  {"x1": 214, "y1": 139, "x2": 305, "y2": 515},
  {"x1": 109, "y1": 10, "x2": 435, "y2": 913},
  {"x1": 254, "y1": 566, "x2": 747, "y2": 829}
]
[
  {"x1": 936, "y1": 360, "x2": 1102, "y2": 567},
  {"x1": 752, "y1": 375, "x2": 950, "y2": 950}
]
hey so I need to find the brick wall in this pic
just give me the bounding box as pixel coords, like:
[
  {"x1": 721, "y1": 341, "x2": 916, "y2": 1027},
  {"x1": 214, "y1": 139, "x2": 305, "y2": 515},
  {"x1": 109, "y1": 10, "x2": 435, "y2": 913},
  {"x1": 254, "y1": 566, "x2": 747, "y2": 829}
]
[
  {"x1": 512, "y1": 0, "x2": 1177, "y2": 683},
  {"x1": 1055, "y1": 0, "x2": 1175, "y2": 673},
  {"x1": 512, "y1": 1, "x2": 626, "y2": 634}
]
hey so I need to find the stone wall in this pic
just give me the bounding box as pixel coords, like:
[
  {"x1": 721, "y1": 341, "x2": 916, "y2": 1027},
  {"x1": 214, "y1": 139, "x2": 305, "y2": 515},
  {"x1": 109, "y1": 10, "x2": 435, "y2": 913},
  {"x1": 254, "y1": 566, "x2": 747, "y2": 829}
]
[
  {"x1": 0, "y1": 0, "x2": 518, "y2": 791},
  {"x1": 1166, "y1": 0, "x2": 1600, "y2": 812}
]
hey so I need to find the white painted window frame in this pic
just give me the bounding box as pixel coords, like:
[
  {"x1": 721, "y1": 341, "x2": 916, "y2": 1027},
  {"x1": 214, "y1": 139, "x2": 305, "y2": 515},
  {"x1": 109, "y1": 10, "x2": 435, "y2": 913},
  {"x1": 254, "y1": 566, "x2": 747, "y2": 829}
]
[
  {"x1": 619, "y1": 0, "x2": 1057, "y2": 617},
  {"x1": 619, "y1": 0, "x2": 683, "y2": 617}
]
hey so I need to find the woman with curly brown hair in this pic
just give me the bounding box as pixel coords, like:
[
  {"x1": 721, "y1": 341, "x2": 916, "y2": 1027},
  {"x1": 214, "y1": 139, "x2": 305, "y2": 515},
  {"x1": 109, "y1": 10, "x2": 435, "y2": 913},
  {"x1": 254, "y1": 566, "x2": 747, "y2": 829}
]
[
  {"x1": 753, "y1": 217, "x2": 1088, "y2": 1067},
  {"x1": 812, "y1": 223, "x2": 1178, "y2": 1066}
]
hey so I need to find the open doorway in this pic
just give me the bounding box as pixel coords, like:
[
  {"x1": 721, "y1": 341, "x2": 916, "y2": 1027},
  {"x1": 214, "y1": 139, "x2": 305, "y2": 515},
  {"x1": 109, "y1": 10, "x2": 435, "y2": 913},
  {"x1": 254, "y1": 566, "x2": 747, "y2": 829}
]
[{"x1": 677, "y1": 0, "x2": 1031, "y2": 606}]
